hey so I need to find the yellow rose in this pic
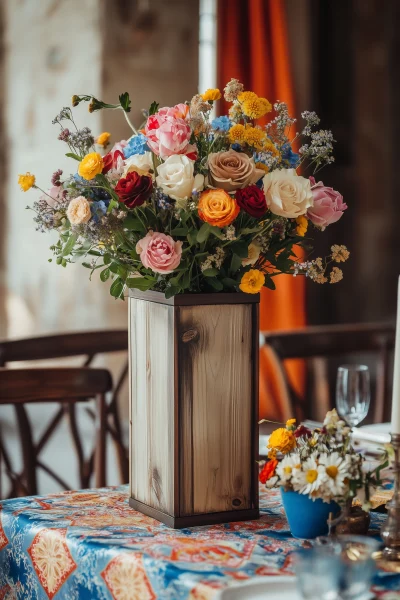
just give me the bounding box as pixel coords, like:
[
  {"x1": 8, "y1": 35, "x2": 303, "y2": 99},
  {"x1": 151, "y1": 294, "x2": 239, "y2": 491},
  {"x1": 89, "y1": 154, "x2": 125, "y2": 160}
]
[
  {"x1": 67, "y1": 196, "x2": 92, "y2": 225},
  {"x1": 242, "y1": 243, "x2": 261, "y2": 267},
  {"x1": 201, "y1": 88, "x2": 221, "y2": 102},
  {"x1": 198, "y1": 189, "x2": 240, "y2": 228},
  {"x1": 96, "y1": 132, "x2": 111, "y2": 148},
  {"x1": 239, "y1": 269, "x2": 265, "y2": 294},
  {"x1": 296, "y1": 215, "x2": 308, "y2": 237},
  {"x1": 18, "y1": 172, "x2": 36, "y2": 191},
  {"x1": 268, "y1": 427, "x2": 297, "y2": 454},
  {"x1": 78, "y1": 152, "x2": 104, "y2": 180}
]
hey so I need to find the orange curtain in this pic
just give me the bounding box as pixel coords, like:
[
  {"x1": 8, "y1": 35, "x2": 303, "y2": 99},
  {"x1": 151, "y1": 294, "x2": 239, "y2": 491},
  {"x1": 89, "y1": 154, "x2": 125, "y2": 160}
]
[{"x1": 217, "y1": 0, "x2": 306, "y2": 420}]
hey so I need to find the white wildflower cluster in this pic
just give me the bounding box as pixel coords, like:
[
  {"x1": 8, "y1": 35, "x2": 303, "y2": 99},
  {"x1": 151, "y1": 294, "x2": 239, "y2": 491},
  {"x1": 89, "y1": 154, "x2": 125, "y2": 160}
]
[
  {"x1": 224, "y1": 78, "x2": 244, "y2": 102},
  {"x1": 293, "y1": 258, "x2": 327, "y2": 284},
  {"x1": 223, "y1": 225, "x2": 236, "y2": 241},
  {"x1": 265, "y1": 101, "x2": 297, "y2": 144},
  {"x1": 254, "y1": 150, "x2": 280, "y2": 171},
  {"x1": 299, "y1": 129, "x2": 335, "y2": 166},
  {"x1": 200, "y1": 247, "x2": 225, "y2": 272},
  {"x1": 301, "y1": 111, "x2": 320, "y2": 136}
]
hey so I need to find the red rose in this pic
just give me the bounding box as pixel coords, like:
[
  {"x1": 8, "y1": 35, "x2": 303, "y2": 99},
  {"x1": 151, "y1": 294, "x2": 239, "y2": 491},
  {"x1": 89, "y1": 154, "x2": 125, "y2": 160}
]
[
  {"x1": 235, "y1": 185, "x2": 267, "y2": 218},
  {"x1": 102, "y1": 149, "x2": 124, "y2": 174},
  {"x1": 115, "y1": 172, "x2": 153, "y2": 208}
]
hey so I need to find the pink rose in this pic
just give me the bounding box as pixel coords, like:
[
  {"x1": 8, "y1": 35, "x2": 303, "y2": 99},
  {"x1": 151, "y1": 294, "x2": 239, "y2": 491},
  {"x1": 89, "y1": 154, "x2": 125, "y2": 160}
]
[
  {"x1": 41, "y1": 185, "x2": 66, "y2": 208},
  {"x1": 136, "y1": 231, "x2": 183, "y2": 274},
  {"x1": 144, "y1": 111, "x2": 196, "y2": 160},
  {"x1": 158, "y1": 103, "x2": 189, "y2": 120},
  {"x1": 307, "y1": 176, "x2": 347, "y2": 228}
]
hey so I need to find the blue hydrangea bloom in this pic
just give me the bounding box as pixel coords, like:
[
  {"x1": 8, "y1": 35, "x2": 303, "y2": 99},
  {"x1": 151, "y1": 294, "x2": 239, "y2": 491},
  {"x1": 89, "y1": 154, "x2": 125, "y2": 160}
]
[
  {"x1": 91, "y1": 200, "x2": 108, "y2": 223},
  {"x1": 231, "y1": 143, "x2": 242, "y2": 152},
  {"x1": 211, "y1": 116, "x2": 231, "y2": 132},
  {"x1": 123, "y1": 134, "x2": 149, "y2": 158},
  {"x1": 281, "y1": 143, "x2": 300, "y2": 167},
  {"x1": 73, "y1": 173, "x2": 111, "y2": 202}
]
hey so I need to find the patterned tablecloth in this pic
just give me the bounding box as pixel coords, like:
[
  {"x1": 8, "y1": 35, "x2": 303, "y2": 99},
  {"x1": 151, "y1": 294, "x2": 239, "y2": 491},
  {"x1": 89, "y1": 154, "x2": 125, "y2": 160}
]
[{"x1": 0, "y1": 485, "x2": 399, "y2": 600}]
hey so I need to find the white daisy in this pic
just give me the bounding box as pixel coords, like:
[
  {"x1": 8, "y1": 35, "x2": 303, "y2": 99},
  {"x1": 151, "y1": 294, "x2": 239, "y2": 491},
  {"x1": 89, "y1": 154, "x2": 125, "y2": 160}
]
[
  {"x1": 276, "y1": 452, "x2": 301, "y2": 484},
  {"x1": 292, "y1": 457, "x2": 325, "y2": 496},
  {"x1": 319, "y1": 452, "x2": 348, "y2": 496}
]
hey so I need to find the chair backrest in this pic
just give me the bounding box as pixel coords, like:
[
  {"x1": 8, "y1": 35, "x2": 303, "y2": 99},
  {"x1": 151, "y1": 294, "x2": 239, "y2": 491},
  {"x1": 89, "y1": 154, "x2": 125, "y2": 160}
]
[
  {"x1": 262, "y1": 322, "x2": 395, "y2": 422},
  {"x1": 0, "y1": 367, "x2": 112, "y2": 499}
]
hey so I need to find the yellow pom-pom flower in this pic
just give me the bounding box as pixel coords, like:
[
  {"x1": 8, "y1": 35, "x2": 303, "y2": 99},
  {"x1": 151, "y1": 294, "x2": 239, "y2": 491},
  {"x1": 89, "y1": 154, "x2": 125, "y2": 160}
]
[
  {"x1": 96, "y1": 132, "x2": 111, "y2": 148},
  {"x1": 262, "y1": 138, "x2": 280, "y2": 156},
  {"x1": 239, "y1": 269, "x2": 265, "y2": 294},
  {"x1": 78, "y1": 152, "x2": 104, "y2": 180},
  {"x1": 237, "y1": 91, "x2": 258, "y2": 104},
  {"x1": 228, "y1": 123, "x2": 246, "y2": 144},
  {"x1": 257, "y1": 97, "x2": 272, "y2": 115},
  {"x1": 255, "y1": 162, "x2": 269, "y2": 174},
  {"x1": 268, "y1": 427, "x2": 297, "y2": 454},
  {"x1": 243, "y1": 125, "x2": 265, "y2": 150},
  {"x1": 296, "y1": 215, "x2": 308, "y2": 237},
  {"x1": 18, "y1": 172, "x2": 36, "y2": 192},
  {"x1": 201, "y1": 88, "x2": 221, "y2": 102}
]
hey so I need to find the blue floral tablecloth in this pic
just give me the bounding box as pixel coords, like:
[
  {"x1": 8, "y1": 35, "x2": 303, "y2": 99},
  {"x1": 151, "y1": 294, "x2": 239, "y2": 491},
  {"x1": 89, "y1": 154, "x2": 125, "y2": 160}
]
[{"x1": 0, "y1": 484, "x2": 399, "y2": 599}]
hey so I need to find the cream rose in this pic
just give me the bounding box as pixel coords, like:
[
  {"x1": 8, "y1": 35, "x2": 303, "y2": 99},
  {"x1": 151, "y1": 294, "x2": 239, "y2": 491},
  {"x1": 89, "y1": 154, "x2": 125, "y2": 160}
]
[
  {"x1": 208, "y1": 149, "x2": 264, "y2": 192},
  {"x1": 242, "y1": 243, "x2": 261, "y2": 266},
  {"x1": 156, "y1": 155, "x2": 204, "y2": 200},
  {"x1": 263, "y1": 168, "x2": 313, "y2": 218},
  {"x1": 123, "y1": 152, "x2": 153, "y2": 178},
  {"x1": 67, "y1": 196, "x2": 92, "y2": 225}
]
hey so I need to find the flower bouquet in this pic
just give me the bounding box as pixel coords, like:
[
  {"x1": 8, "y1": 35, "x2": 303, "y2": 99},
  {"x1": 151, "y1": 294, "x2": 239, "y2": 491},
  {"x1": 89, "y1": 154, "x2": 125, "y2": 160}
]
[
  {"x1": 260, "y1": 410, "x2": 387, "y2": 538},
  {"x1": 20, "y1": 79, "x2": 349, "y2": 299}
]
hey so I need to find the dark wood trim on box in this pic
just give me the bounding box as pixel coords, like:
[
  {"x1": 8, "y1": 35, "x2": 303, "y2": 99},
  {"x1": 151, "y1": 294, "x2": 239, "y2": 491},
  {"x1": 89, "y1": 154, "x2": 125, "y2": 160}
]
[
  {"x1": 129, "y1": 497, "x2": 259, "y2": 528},
  {"x1": 128, "y1": 289, "x2": 260, "y2": 306},
  {"x1": 251, "y1": 302, "x2": 260, "y2": 510}
]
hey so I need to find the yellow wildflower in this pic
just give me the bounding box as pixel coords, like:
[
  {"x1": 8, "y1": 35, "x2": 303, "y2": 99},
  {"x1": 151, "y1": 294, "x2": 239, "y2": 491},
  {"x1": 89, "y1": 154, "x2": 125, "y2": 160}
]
[
  {"x1": 257, "y1": 97, "x2": 272, "y2": 115},
  {"x1": 286, "y1": 418, "x2": 296, "y2": 428},
  {"x1": 237, "y1": 91, "x2": 258, "y2": 104},
  {"x1": 78, "y1": 152, "x2": 104, "y2": 180},
  {"x1": 71, "y1": 95, "x2": 79, "y2": 107},
  {"x1": 18, "y1": 172, "x2": 36, "y2": 192},
  {"x1": 262, "y1": 138, "x2": 280, "y2": 156},
  {"x1": 255, "y1": 162, "x2": 269, "y2": 174},
  {"x1": 331, "y1": 244, "x2": 350, "y2": 263},
  {"x1": 96, "y1": 132, "x2": 111, "y2": 148},
  {"x1": 201, "y1": 88, "x2": 221, "y2": 102},
  {"x1": 296, "y1": 215, "x2": 308, "y2": 237},
  {"x1": 268, "y1": 427, "x2": 297, "y2": 454},
  {"x1": 228, "y1": 123, "x2": 246, "y2": 144},
  {"x1": 242, "y1": 97, "x2": 271, "y2": 119},
  {"x1": 239, "y1": 269, "x2": 265, "y2": 294},
  {"x1": 243, "y1": 125, "x2": 265, "y2": 150},
  {"x1": 330, "y1": 266, "x2": 343, "y2": 284}
]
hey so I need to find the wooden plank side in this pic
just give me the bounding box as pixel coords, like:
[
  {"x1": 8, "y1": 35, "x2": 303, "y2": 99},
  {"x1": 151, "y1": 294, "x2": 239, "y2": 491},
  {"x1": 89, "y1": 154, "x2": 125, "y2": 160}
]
[
  {"x1": 178, "y1": 304, "x2": 253, "y2": 515},
  {"x1": 129, "y1": 298, "x2": 175, "y2": 514}
]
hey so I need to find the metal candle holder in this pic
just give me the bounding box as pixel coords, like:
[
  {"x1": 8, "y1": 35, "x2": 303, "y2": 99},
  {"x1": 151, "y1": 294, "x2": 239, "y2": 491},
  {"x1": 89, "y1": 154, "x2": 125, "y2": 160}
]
[{"x1": 381, "y1": 433, "x2": 400, "y2": 560}]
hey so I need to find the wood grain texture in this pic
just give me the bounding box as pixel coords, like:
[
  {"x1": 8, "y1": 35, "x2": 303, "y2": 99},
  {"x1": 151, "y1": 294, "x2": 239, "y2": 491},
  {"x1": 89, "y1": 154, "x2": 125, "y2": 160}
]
[
  {"x1": 178, "y1": 304, "x2": 253, "y2": 515},
  {"x1": 129, "y1": 298, "x2": 175, "y2": 514}
]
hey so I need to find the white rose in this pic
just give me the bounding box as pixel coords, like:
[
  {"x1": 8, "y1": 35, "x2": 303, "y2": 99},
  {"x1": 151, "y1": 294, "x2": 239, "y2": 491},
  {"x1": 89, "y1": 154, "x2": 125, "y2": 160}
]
[
  {"x1": 156, "y1": 155, "x2": 204, "y2": 200},
  {"x1": 263, "y1": 168, "x2": 313, "y2": 218},
  {"x1": 123, "y1": 151, "x2": 153, "y2": 178}
]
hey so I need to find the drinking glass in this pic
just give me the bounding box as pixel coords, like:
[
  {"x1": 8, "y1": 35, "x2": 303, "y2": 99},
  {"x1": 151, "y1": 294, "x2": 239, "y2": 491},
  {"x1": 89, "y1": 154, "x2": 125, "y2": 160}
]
[
  {"x1": 294, "y1": 547, "x2": 341, "y2": 599},
  {"x1": 336, "y1": 365, "x2": 370, "y2": 427}
]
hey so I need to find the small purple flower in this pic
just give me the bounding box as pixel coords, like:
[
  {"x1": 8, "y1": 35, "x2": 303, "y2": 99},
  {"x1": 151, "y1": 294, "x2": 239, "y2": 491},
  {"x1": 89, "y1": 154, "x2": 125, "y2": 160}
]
[
  {"x1": 58, "y1": 129, "x2": 70, "y2": 142},
  {"x1": 51, "y1": 169, "x2": 63, "y2": 187}
]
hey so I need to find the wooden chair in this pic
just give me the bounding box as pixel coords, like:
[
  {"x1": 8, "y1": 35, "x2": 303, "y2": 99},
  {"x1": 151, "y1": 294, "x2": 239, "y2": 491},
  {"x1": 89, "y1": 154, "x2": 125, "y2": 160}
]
[
  {"x1": 0, "y1": 367, "x2": 112, "y2": 499},
  {"x1": 0, "y1": 330, "x2": 128, "y2": 496},
  {"x1": 261, "y1": 322, "x2": 395, "y2": 423}
]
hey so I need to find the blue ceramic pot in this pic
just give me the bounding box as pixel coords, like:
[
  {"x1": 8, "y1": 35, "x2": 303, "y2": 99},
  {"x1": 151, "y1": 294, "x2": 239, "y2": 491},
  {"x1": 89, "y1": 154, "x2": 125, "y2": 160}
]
[{"x1": 281, "y1": 488, "x2": 340, "y2": 539}]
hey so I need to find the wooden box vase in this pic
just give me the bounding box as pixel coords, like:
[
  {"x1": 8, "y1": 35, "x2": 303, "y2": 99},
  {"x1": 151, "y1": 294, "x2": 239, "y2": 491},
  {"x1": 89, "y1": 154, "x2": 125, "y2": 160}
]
[{"x1": 128, "y1": 290, "x2": 260, "y2": 528}]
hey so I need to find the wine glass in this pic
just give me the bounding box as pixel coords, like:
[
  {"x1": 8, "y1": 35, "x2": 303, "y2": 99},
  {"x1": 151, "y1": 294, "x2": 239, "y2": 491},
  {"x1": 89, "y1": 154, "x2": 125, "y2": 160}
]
[{"x1": 336, "y1": 365, "x2": 370, "y2": 427}]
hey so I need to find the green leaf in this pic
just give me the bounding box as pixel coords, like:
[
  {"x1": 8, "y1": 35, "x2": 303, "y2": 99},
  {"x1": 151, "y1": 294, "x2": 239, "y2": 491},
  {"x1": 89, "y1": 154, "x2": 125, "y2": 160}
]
[
  {"x1": 124, "y1": 215, "x2": 147, "y2": 233},
  {"x1": 126, "y1": 277, "x2": 155, "y2": 291},
  {"x1": 181, "y1": 269, "x2": 191, "y2": 289},
  {"x1": 149, "y1": 101, "x2": 159, "y2": 116},
  {"x1": 170, "y1": 227, "x2": 188, "y2": 236},
  {"x1": 230, "y1": 253, "x2": 243, "y2": 273},
  {"x1": 230, "y1": 241, "x2": 249, "y2": 259},
  {"x1": 264, "y1": 277, "x2": 276, "y2": 290},
  {"x1": 119, "y1": 92, "x2": 132, "y2": 113},
  {"x1": 202, "y1": 268, "x2": 219, "y2": 277},
  {"x1": 130, "y1": 248, "x2": 140, "y2": 261},
  {"x1": 240, "y1": 226, "x2": 263, "y2": 235},
  {"x1": 61, "y1": 233, "x2": 77, "y2": 257},
  {"x1": 165, "y1": 285, "x2": 180, "y2": 299},
  {"x1": 82, "y1": 262, "x2": 92, "y2": 269},
  {"x1": 103, "y1": 254, "x2": 111, "y2": 265},
  {"x1": 107, "y1": 199, "x2": 119, "y2": 214},
  {"x1": 187, "y1": 230, "x2": 198, "y2": 246},
  {"x1": 208, "y1": 225, "x2": 224, "y2": 239},
  {"x1": 100, "y1": 268, "x2": 110, "y2": 282},
  {"x1": 110, "y1": 277, "x2": 125, "y2": 298},
  {"x1": 65, "y1": 152, "x2": 82, "y2": 161},
  {"x1": 197, "y1": 223, "x2": 211, "y2": 243},
  {"x1": 109, "y1": 262, "x2": 128, "y2": 279},
  {"x1": 207, "y1": 278, "x2": 223, "y2": 291},
  {"x1": 222, "y1": 277, "x2": 238, "y2": 288}
]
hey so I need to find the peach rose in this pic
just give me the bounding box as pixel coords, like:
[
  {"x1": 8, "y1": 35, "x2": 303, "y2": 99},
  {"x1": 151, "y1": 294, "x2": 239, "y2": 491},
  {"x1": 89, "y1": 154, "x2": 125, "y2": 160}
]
[
  {"x1": 198, "y1": 189, "x2": 240, "y2": 228},
  {"x1": 136, "y1": 231, "x2": 182, "y2": 274},
  {"x1": 67, "y1": 196, "x2": 92, "y2": 225},
  {"x1": 208, "y1": 150, "x2": 265, "y2": 192}
]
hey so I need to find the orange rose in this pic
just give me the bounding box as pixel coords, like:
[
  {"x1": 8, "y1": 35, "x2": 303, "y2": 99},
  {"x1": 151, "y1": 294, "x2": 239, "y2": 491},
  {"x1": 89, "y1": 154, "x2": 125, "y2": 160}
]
[
  {"x1": 259, "y1": 459, "x2": 278, "y2": 484},
  {"x1": 198, "y1": 189, "x2": 240, "y2": 228}
]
